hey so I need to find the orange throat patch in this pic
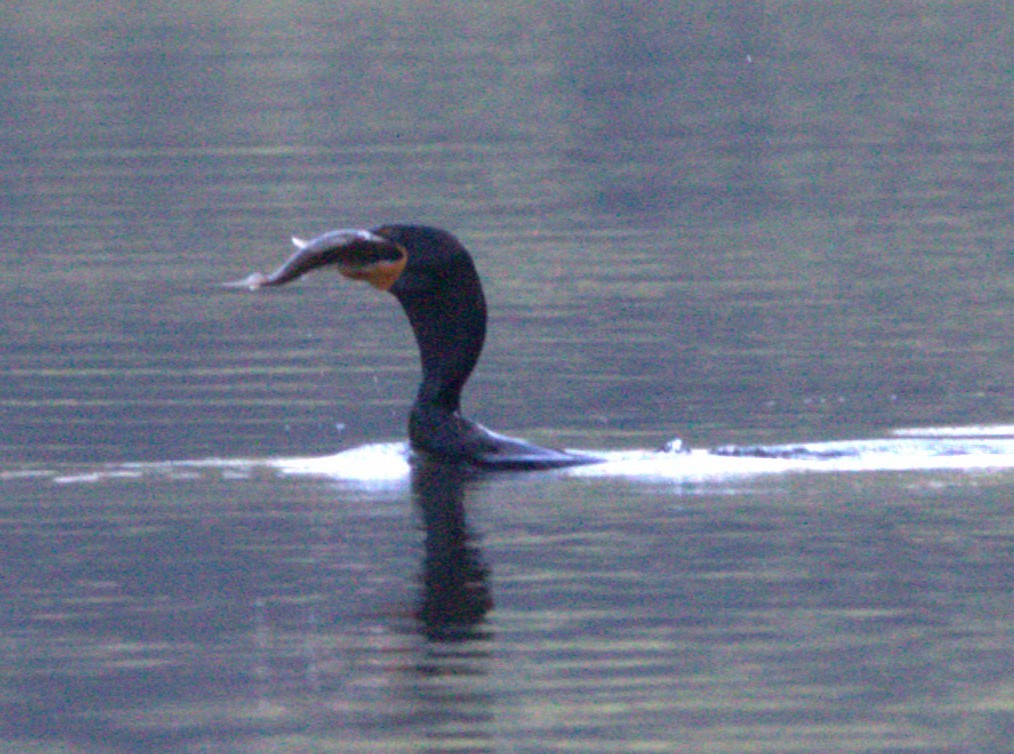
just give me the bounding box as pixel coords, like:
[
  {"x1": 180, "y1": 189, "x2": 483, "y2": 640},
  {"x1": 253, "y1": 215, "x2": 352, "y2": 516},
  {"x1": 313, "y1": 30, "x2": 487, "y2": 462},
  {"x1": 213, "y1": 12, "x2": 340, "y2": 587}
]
[{"x1": 339, "y1": 253, "x2": 407, "y2": 291}]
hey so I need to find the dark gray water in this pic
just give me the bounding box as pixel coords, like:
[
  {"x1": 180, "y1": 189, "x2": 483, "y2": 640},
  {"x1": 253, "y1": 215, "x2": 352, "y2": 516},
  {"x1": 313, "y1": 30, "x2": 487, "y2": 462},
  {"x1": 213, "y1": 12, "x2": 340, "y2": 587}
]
[{"x1": 1, "y1": 3, "x2": 1011, "y2": 752}]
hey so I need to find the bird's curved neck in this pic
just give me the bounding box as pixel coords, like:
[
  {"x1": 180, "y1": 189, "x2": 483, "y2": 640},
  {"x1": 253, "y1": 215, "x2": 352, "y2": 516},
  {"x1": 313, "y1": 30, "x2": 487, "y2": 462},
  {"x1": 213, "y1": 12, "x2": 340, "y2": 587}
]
[{"x1": 393, "y1": 263, "x2": 487, "y2": 415}]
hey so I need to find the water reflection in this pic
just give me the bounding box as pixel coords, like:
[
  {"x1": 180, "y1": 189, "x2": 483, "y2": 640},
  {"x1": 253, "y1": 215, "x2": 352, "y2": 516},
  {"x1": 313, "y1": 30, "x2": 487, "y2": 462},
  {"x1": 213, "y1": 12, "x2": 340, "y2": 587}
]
[
  {"x1": 0, "y1": 461, "x2": 498, "y2": 750},
  {"x1": 413, "y1": 460, "x2": 493, "y2": 641},
  {"x1": 405, "y1": 462, "x2": 496, "y2": 753},
  {"x1": 250, "y1": 458, "x2": 500, "y2": 749},
  {"x1": 1, "y1": 449, "x2": 1011, "y2": 751}
]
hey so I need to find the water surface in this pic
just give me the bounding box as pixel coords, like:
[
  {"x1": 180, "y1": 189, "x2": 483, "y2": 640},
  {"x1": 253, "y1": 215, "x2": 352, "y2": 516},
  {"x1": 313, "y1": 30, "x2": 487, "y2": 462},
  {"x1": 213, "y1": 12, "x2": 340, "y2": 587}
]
[{"x1": 1, "y1": 2, "x2": 1010, "y2": 752}]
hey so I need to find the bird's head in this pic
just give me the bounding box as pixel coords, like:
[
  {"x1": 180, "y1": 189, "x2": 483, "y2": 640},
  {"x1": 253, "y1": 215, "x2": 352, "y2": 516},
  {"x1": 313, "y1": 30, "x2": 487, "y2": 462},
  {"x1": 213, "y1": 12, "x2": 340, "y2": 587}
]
[
  {"x1": 226, "y1": 225, "x2": 474, "y2": 295},
  {"x1": 279, "y1": 228, "x2": 408, "y2": 291}
]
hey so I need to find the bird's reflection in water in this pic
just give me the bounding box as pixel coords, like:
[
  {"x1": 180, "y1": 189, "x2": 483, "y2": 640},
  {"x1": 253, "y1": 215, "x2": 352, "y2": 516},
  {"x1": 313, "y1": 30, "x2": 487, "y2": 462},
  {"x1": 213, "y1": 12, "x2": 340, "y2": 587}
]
[
  {"x1": 411, "y1": 458, "x2": 493, "y2": 643},
  {"x1": 405, "y1": 460, "x2": 497, "y2": 753},
  {"x1": 248, "y1": 460, "x2": 496, "y2": 748}
]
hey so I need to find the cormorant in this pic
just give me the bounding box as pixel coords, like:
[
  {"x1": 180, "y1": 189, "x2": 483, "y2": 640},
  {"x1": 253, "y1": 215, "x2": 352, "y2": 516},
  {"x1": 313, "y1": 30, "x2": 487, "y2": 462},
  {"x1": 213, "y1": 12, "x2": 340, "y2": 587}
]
[{"x1": 231, "y1": 225, "x2": 599, "y2": 469}]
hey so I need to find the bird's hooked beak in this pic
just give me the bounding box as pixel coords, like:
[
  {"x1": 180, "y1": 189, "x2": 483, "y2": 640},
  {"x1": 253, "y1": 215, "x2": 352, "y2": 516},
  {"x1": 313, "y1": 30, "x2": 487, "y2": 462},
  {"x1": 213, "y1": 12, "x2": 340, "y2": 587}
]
[
  {"x1": 227, "y1": 229, "x2": 407, "y2": 291},
  {"x1": 301, "y1": 229, "x2": 408, "y2": 291}
]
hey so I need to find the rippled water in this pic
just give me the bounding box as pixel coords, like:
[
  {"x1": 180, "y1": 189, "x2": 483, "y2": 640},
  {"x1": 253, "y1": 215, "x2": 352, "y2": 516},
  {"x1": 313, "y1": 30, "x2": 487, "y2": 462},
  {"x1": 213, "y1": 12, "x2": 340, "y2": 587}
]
[
  {"x1": 4, "y1": 443, "x2": 1012, "y2": 752},
  {"x1": 1, "y1": 3, "x2": 1011, "y2": 752}
]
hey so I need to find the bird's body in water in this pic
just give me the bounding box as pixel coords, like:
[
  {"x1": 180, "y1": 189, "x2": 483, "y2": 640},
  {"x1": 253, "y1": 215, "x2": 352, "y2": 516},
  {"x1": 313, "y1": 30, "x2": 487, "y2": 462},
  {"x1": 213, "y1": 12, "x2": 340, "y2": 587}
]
[
  {"x1": 230, "y1": 225, "x2": 599, "y2": 469},
  {"x1": 228, "y1": 226, "x2": 999, "y2": 471}
]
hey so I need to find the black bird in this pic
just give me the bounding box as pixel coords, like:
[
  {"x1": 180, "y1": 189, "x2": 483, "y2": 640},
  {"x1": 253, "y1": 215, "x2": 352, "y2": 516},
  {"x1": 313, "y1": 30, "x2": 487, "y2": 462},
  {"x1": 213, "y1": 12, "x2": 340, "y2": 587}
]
[{"x1": 231, "y1": 225, "x2": 599, "y2": 469}]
